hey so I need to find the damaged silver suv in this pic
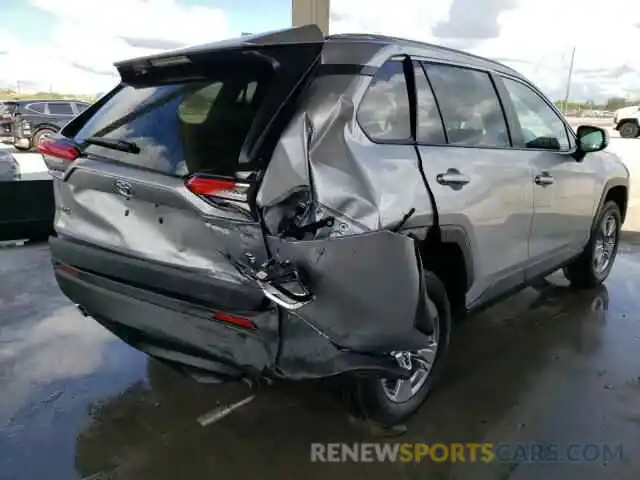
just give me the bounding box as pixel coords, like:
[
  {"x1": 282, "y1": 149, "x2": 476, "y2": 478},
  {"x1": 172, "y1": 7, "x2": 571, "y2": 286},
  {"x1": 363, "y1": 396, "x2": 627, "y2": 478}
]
[{"x1": 43, "y1": 25, "x2": 629, "y2": 426}]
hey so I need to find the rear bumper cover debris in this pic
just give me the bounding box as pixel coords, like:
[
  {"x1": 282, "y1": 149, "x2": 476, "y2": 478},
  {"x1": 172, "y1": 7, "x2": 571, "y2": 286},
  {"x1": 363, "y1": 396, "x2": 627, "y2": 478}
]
[{"x1": 51, "y1": 234, "x2": 431, "y2": 381}]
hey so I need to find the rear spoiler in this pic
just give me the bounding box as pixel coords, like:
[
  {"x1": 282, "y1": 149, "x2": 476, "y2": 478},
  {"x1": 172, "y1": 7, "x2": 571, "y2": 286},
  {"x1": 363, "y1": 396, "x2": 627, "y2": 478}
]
[
  {"x1": 64, "y1": 25, "x2": 325, "y2": 169},
  {"x1": 114, "y1": 25, "x2": 325, "y2": 84}
]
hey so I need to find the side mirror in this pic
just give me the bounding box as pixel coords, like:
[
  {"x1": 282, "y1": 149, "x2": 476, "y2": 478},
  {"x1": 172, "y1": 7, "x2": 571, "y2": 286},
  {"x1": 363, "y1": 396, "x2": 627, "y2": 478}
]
[{"x1": 576, "y1": 125, "x2": 608, "y2": 154}]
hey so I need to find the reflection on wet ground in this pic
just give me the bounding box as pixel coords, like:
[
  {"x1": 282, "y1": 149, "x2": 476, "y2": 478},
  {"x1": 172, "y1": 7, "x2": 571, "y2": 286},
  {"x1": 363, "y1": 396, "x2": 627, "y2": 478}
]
[{"x1": 1, "y1": 243, "x2": 640, "y2": 479}]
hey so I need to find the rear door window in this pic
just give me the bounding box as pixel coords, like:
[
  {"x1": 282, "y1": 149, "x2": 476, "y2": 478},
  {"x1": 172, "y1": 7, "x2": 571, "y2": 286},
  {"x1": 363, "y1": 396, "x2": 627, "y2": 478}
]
[
  {"x1": 26, "y1": 103, "x2": 46, "y2": 114},
  {"x1": 69, "y1": 66, "x2": 270, "y2": 177},
  {"x1": 413, "y1": 62, "x2": 447, "y2": 144},
  {"x1": 48, "y1": 102, "x2": 74, "y2": 115}
]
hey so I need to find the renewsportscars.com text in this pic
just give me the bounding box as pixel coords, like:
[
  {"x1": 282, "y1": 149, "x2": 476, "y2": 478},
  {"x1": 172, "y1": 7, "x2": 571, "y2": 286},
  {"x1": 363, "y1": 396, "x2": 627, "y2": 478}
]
[{"x1": 310, "y1": 442, "x2": 624, "y2": 464}]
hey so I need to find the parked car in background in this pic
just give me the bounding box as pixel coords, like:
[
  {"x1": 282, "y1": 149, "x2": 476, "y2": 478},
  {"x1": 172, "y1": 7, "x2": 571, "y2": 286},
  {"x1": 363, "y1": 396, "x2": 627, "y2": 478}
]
[
  {"x1": 43, "y1": 25, "x2": 628, "y2": 426},
  {"x1": 0, "y1": 99, "x2": 90, "y2": 151},
  {"x1": 0, "y1": 150, "x2": 54, "y2": 241},
  {"x1": 613, "y1": 104, "x2": 640, "y2": 138}
]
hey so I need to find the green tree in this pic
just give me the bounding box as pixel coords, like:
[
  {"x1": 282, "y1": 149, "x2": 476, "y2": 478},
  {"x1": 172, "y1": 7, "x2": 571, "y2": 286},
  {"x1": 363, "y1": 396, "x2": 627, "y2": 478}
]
[{"x1": 605, "y1": 97, "x2": 629, "y2": 111}]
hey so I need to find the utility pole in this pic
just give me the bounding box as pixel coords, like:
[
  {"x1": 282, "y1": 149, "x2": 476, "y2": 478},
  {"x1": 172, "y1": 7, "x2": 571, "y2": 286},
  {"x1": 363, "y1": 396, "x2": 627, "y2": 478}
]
[{"x1": 563, "y1": 46, "x2": 576, "y2": 115}]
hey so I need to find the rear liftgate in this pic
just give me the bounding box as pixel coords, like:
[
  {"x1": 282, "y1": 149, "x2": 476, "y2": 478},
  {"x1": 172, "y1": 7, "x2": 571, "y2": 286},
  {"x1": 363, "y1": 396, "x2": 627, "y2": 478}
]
[{"x1": 48, "y1": 26, "x2": 337, "y2": 381}]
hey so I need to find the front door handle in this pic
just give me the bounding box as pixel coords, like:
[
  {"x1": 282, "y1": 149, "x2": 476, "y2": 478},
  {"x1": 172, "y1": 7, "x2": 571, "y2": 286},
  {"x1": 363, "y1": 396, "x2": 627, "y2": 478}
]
[
  {"x1": 534, "y1": 172, "x2": 554, "y2": 186},
  {"x1": 436, "y1": 169, "x2": 470, "y2": 189}
]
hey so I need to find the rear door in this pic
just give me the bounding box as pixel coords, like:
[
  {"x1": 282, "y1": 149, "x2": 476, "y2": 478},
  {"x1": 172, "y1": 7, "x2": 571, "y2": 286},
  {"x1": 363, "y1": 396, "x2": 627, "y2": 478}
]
[
  {"x1": 47, "y1": 30, "x2": 323, "y2": 314},
  {"x1": 414, "y1": 61, "x2": 535, "y2": 306}
]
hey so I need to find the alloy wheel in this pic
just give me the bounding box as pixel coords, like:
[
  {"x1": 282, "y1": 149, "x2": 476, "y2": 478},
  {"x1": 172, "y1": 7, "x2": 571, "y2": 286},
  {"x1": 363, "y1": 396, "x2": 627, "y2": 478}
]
[
  {"x1": 593, "y1": 212, "x2": 618, "y2": 276},
  {"x1": 381, "y1": 307, "x2": 440, "y2": 403}
]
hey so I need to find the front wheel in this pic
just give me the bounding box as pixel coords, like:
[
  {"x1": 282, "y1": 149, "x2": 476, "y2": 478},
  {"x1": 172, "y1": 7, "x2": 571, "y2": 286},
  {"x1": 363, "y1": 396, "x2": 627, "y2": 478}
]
[
  {"x1": 343, "y1": 271, "x2": 452, "y2": 427},
  {"x1": 564, "y1": 201, "x2": 621, "y2": 288}
]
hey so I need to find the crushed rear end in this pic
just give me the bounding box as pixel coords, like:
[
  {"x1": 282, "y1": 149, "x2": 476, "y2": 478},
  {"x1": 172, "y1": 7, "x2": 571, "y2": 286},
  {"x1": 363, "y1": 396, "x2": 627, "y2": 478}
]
[{"x1": 46, "y1": 26, "x2": 437, "y2": 384}]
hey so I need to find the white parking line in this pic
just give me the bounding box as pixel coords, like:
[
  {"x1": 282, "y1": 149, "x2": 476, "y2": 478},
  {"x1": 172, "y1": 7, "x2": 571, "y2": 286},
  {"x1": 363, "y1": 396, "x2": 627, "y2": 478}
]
[{"x1": 196, "y1": 394, "x2": 255, "y2": 427}]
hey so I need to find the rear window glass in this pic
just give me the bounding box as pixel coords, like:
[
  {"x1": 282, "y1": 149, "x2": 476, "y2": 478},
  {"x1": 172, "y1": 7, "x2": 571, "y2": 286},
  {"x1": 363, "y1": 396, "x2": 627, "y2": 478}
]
[
  {"x1": 48, "y1": 102, "x2": 74, "y2": 115},
  {"x1": 71, "y1": 66, "x2": 270, "y2": 177},
  {"x1": 27, "y1": 103, "x2": 46, "y2": 113}
]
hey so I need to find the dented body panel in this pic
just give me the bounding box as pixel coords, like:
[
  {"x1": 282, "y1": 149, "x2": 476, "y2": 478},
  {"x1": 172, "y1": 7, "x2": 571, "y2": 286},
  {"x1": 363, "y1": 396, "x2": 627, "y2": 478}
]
[
  {"x1": 55, "y1": 158, "x2": 268, "y2": 309},
  {"x1": 259, "y1": 42, "x2": 435, "y2": 237},
  {"x1": 267, "y1": 231, "x2": 434, "y2": 352}
]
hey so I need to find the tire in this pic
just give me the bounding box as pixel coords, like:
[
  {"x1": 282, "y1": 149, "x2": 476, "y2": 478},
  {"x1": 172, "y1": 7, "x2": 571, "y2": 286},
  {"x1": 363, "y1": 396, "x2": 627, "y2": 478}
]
[
  {"x1": 14, "y1": 144, "x2": 30, "y2": 152},
  {"x1": 618, "y1": 121, "x2": 639, "y2": 139},
  {"x1": 32, "y1": 128, "x2": 56, "y2": 149},
  {"x1": 342, "y1": 271, "x2": 452, "y2": 427},
  {"x1": 564, "y1": 201, "x2": 621, "y2": 288}
]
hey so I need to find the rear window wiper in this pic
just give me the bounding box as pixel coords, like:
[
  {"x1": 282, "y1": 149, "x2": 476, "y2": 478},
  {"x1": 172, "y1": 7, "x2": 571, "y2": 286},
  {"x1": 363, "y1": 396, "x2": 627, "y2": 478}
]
[{"x1": 82, "y1": 136, "x2": 140, "y2": 154}]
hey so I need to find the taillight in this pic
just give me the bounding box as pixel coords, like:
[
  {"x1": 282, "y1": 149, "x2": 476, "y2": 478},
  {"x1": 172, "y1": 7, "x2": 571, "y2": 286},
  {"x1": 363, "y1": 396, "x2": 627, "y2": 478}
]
[
  {"x1": 185, "y1": 175, "x2": 250, "y2": 202},
  {"x1": 38, "y1": 139, "x2": 80, "y2": 162},
  {"x1": 0, "y1": 113, "x2": 11, "y2": 120},
  {"x1": 38, "y1": 138, "x2": 80, "y2": 173},
  {"x1": 213, "y1": 312, "x2": 256, "y2": 330}
]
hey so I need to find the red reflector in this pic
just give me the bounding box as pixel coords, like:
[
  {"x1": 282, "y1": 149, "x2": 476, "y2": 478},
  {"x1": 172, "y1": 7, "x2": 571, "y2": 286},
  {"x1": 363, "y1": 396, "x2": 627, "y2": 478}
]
[
  {"x1": 213, "y1": 312, "x2": 256, "y2": 330},
  {"x1": 58, "y1": 263, "x2": 79, "y2": 275},
  {"x1": 185, "y1": 176, "x2": 237, "y2": 196},
  {"x1": 38, "y1": 139, "x2": 80, "y2": 162}
]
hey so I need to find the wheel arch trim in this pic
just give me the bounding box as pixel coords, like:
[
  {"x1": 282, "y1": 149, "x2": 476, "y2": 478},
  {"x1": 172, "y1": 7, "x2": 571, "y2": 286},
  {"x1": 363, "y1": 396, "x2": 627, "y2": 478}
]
[
  {"x1": 592, "y1": 178, "x2": 628, "y2": 229},
  {"x1": 438, "y1": 225, "x2": 475, "y2": 291}
]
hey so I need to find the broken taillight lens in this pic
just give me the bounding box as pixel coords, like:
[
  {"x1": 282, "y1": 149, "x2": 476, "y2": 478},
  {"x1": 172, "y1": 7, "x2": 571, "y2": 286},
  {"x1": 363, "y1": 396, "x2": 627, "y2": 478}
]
[{"x1": 185, "y1": 175, "x2": 250, "y2": 202}]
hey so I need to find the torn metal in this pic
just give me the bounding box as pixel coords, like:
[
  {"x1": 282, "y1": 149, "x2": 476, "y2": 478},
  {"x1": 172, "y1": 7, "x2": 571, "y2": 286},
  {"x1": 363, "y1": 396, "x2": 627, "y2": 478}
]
[{"x1": 254, "y1": 52, "x2": 438, "y2": 357}]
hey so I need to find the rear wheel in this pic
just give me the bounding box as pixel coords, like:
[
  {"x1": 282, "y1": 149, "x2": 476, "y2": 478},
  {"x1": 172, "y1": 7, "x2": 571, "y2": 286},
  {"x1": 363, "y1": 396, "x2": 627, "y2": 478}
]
[
  {"x1": 618, "y1": 121, "x2": 639, "y2": 138},
  {"x1": 564, "y1": 201, "x2": 621, "y2": 288},
  {"x1": 343, "y1": 271, "x2": 452, "y2": 427}
]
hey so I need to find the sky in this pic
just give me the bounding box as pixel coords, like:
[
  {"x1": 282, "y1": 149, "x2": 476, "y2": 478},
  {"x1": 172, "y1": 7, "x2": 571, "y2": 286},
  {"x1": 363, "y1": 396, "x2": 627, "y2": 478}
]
[{"x1": 1, "y1": 0, "x2": 639, "y2": 102}]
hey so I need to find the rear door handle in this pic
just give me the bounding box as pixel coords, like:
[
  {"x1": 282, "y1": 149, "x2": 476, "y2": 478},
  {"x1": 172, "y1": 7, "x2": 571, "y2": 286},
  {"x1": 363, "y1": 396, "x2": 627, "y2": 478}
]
[
  {"x1": 534, "y1": 172, "x2": 554, "y2": 186},
  {"x1": 436, "y1": 169, "x2": 470, "y2": 188}
]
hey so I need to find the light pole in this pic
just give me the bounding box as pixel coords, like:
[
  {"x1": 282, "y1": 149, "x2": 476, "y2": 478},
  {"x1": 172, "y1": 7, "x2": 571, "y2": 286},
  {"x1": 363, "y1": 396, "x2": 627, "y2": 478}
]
[{"x1": 563, "y1": 46, "x2": 576, "y2": 115}]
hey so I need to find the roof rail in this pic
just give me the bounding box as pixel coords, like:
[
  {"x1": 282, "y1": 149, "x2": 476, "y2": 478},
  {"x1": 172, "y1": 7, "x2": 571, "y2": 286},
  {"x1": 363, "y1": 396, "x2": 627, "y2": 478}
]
[{"x1": 326, "y1": 33, "x2": 518, "y2": 74}]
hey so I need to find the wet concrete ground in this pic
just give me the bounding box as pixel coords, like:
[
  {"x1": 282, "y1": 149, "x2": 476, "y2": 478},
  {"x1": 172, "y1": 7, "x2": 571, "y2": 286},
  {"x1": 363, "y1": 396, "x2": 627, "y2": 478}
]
[{"x1": 1, "y1": 242, "x2": 640, "y2": 480}]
